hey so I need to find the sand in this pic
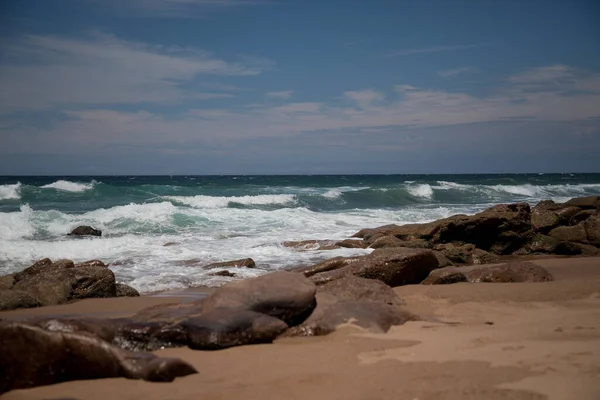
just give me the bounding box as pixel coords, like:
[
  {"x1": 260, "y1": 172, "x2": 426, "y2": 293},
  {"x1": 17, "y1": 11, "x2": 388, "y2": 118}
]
[{"x1": 1, "y1": 257, "x2": 600, "y2": 400}]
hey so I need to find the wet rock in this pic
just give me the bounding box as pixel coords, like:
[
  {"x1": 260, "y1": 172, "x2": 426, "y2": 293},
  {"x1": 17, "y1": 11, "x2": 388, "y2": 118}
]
[
  {"x1": 68, "y1": 226, "x2": 102, "y2": 237},
  {"x1": 201, "y1": 271, "x2": 317, "y2": 326},
  {"x1": 209, "y1": 270, "x2": 237, "y2": 277},
  {"x1": 423, "y1": 261, "x2": 554, "y2": 284},
  {"x1": 204, "y1": 258, "x2": 256, "y2": 269},
  {"x1": 0, "y1": 322, "x2": 197, "y2": 394},
  {"x1": 183, "y1": 309, "x2": 288, "y2": 350},
  {"x1": 291, "y1": 256, "x2": 361, "y2": 277},
  {"x1": 335, "y1": 239, "x2": 367, "y2": 249},
  {"x1": 309, "y1": 247, "x2": 439, "y2": 287},
  {"x1": 5, "y1": 260, "x2": 117, "y2": 309},
  {"x1": 75, "y1": 260, "x2": 107, "y2": 268},
  {"x1": 352, "y1": 224, "x2": 401, "y2": 240},
  {"x1": 282, "y1": 240, "x2": 340, "y2": 251},
  {"x1": 116, "y1": 283, "x2": 140, "y2": 297}
]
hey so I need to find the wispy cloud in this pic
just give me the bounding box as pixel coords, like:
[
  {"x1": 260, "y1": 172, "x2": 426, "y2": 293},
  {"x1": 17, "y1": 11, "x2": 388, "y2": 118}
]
[
  {"x1": 265, "y1": 90, "x2": 293, "y2": 99},
  {"x1": 437, "y1": 66, "x2": 479, "y2": 78},
  {"x1": 0, "y1": 32, "x2": 271, "y2": 113},
  {"x1": 92, "y1": 0, "x2": 271, "y2": 17},
  {"x1": 385, "y1": 43, "x2": 489, "y2": 57}
]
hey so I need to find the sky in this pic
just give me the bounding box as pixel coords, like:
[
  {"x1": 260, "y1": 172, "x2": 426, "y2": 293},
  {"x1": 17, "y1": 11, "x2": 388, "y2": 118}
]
[{"x1": 0, "y1": 0, "x2": 599, "y2": 175}]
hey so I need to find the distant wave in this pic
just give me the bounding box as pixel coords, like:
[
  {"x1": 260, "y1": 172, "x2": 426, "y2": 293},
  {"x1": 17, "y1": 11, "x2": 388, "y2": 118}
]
[
  {"x1": 0, "y1": 183, "x2": 21, "y2": 200},
  {"x1": 41, "y1": 180, "x2": 96, "y2": 192},
  {"x1": 164, "y1": 194, "x2": 297, "y2": 209},
  {"x1": 407, "y1": 183, "x2": 434, "y2": 199}
]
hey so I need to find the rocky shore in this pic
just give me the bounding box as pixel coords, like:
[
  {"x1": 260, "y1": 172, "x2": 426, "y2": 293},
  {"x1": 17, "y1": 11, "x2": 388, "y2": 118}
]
[{"x1": 1, "y1": 196, "x2": 599, "y2": 397}]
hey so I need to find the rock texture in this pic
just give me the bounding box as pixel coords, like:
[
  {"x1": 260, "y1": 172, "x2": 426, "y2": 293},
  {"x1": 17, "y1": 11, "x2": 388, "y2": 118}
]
[
  {"x1": 116, "y1": 283, "x2": 140, "y2": 297},
  {"x1": 423, "y1": 261, "x2": 554, "y2": 285},
  {"x1": 305, "y1": 248, "x2": 439, "y2": 287},
  {"x1": 204, "y1": 258, "x2": 256, "y2": 269},
  {"x1": 68, "y1": 226, "x2": 102, "y2": 237},
  {"x1": 285, "y1": 276, "x2": 414, "y2": 336},
  {"x1": 0, "y1": 258, "x2": 117, "y2": 310},
  {"x1": 0, "y1": 322, "x2": 196, "y2": 394}
]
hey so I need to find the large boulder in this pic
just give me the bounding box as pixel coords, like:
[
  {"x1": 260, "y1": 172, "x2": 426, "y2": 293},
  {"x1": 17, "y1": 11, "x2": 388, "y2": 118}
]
[
  {"x1": 201, "y1": 271, "x2": 317, "y2": 326},
  {"x1": 68, "y1": 226, "x2": 102, "y2": 237},
  {"x1": 351, "y1": 203, "x2": 532, "y2": 255},
  {"x1": 183, "y1": 309, "x2": 288, "y2": 350},
  {"x1": 1, "y1": 258, "x2": 117, "y2": 310},
  {"x1": 0, "y1": 322, "x2": 196, "y2": 394},
  {"x1": 284, "y1": 276, "x2": 413, "y2": 337},
  {"x1": 308, "y1": 248, "x2": 439, "y2": 287},
  {"x1": 548, "y1": 223, "x2": 588, "y2": 243},
  {"x1": 423, "y1": 261, "x2": 554, "y2": 285},
  {"x1": 530, "y1": 200, "x2": 581, "y2": 234}
]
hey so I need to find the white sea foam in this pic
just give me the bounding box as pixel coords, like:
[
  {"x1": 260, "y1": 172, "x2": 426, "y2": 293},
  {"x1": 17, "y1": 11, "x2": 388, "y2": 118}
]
[
  {"x1": 41, "y1": 180, "x2": 96, "y2": 192},
  {"x1": 0, "y1": 182, "x2": 21, "y2": 200},
  {"x1": 164, "y1": 194, "x2": 297, "y2": 208},
  {"x1": 407, "y1": 184, "x2": 434, "y2": 199}
]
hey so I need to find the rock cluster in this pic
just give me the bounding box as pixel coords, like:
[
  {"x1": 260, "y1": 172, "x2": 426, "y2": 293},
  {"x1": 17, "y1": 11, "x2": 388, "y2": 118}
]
[{"x1": 0, "y1": 258, "x2": 139, "y2": 311}]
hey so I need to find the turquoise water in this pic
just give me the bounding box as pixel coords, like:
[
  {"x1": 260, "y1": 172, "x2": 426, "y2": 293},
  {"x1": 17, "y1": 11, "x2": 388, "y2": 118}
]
[{"x1": 1, "y1": 174, "x2": 599, "y2": 292}]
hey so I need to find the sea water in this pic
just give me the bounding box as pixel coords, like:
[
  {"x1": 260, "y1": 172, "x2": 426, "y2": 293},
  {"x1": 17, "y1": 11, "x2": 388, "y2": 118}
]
[{"x1": 1, "y1": 174, "x2": 599, "y2": 292}]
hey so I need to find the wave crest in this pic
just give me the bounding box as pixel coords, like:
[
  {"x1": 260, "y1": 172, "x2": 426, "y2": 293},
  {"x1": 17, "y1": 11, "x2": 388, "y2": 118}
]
[
  {"x1": 164, "y1": 194, "x2": 297, "y2": 209},
  {"x1": 0, "y1": 182, "x2": 21, "y2": 200},
  {"x1": 41, "y1": 180, "x2": 96, "y2": 192}
]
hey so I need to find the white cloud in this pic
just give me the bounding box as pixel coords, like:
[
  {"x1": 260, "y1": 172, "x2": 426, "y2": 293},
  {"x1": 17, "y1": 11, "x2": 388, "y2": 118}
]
[
  {"x1": 3, "y1": 65, "x2": 600, "y2": 156},
  {"x1": 0, "y1": 33, "x2": 269, "y2": 113},
  {"x1": 385, "y1": 43, "x2": 490, "y2": 57},
  {"x1": 265, "y1": 90, "x2": 293, "y2": 99},
  {"x1": 437, "y1": 66, "x2": 478, "y2": 78},
  {"x1": 343, "y1": 89, "x2": 384, "y2": 106}
]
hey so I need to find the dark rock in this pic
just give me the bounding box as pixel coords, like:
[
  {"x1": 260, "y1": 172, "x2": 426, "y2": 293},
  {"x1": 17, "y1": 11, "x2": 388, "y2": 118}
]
[
  {"x1": 0, "y1": 322, "x2": 197, "y2": 394},
  {"x1": 116, "y1": 283, "x2": 140, "y2": 297},
  {"x1": 209, "y1": 270, "x2": 237, "y2": 277},
  {"x1": 9, "y1": 262, "x2": 116, "y2": 308},
  {"x1": 0, "y1": 290, "x2": 42, "y2": 311},
  {"x1": 284, "y1": 277, "x2": 412, "y2": 337},
  {"x1": 316, "y1": 276, "x2": 404, "y2": 306},
  {"x1": 431, "y1": 250, "x2": 454, "y2": 267},
  {"x1": 433, "y1": 243, "x2": 498, "y2": 265},
  {"x1": 367, "y1": 235, "x2": 431, "y2": 250},
  {"x1": 423, "y1": 261, "x2": 554, "y2": 284},
  {"x1": 335, "y1": 239, "x2": 367, "y2": 249},
  {"x1": 182, "y1": 309, "x2": 288, "y2": 350},
  {"x1": 0, "y1": 274, "x2": 15, "y2": 291},
  {"x1": 204, "y1": 258, "x2": 256, "y2": 269},
  {"x1": 565, "y1": 196, "x2": 600, "y2": 209},
  {"x1": 555, "y1": 241, "x2": 600, "y2": 256},
  {"x1": 528, "y1": 234, "x2": 560, "y2": 253},
  {"x1": 200, "y1": 271, "x2": 317, "y2": 326},
  {"x1": 75, "y1": 260, "x2": 107, "y2": 268},
  {"x1": 285, "y1": 300, "x2": 415, "y2": 337},
  {"x1": 291, "y1": 256, "x2": 361, "y2": 277},
  {"x1": 548, "y1": 223, "x2": 588, "y2": 243},
  {"x1": 352, "y1": 224, "x2": 401, "y2": 240},
  {"x1": 68, "y1": 226, "x2": 102, "y2": 237},
  {"x1": 571, "y1": 209, "x2": 597, "y2": 225},
  {"x1": 282, "y1": 240, "x2": 339, "y2": 251},
  {"x1": 584, "y1": 214, "x2": 600, "y2": 246},
  {"x1": 309, "y1": 247, "x2": 439, "y2": 287}
]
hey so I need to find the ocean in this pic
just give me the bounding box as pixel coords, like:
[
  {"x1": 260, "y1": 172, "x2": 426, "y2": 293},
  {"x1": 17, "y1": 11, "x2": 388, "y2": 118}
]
[{"x1": 1, "y1": 174, "x2": 600, "y2": 293}]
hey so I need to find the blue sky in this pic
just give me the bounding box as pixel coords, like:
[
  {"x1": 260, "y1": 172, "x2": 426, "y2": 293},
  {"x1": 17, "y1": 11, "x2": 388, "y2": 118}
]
[{"x1": 0, "y1": 0, "x2": 599, "y2": 174}]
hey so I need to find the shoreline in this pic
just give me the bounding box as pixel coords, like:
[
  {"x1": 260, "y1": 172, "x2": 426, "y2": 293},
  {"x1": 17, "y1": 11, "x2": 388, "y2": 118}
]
[{"x1": 2, "y1": 256, "x2": 599, "y2": 399}]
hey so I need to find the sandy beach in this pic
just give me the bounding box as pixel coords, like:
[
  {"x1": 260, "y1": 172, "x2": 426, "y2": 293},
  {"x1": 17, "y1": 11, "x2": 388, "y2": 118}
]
[{"x1": 2, "y1": 256, "x2": 599, "y2": 400}]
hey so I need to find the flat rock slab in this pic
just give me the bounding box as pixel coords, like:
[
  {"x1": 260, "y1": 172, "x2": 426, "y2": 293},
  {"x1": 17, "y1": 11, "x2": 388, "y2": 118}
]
[
  {"x1": 0, "y1": 322, "x2": 196, "y2": 394},
  {"x1": 423, "y1": 261, "x2": 554, "y2": 285}
]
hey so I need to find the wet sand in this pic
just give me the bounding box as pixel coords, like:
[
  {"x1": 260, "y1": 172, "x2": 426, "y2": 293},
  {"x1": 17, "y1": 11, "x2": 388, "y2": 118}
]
[{"x1": 2, "y1": 257, "x2": 600, "y2": 400}]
